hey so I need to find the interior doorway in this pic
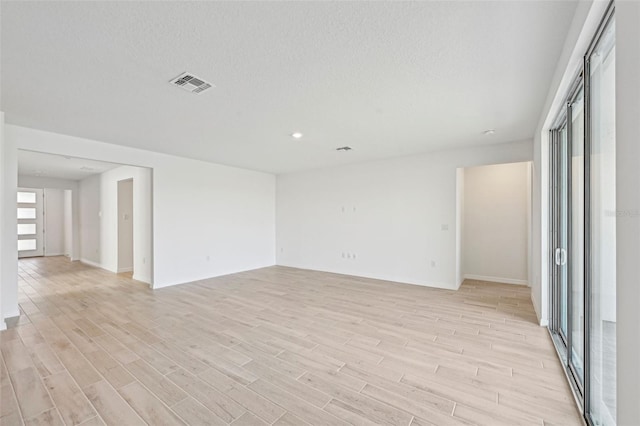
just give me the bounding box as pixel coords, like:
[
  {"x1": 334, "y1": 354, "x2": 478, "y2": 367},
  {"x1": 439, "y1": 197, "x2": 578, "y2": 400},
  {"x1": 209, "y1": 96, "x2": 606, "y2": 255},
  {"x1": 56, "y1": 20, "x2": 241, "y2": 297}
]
[
  {"x1": 117, "y1": 178, "x2": 134, "y2": 274},
  {"x1": 17, "y1": 149, "x2": 154, "y2": 286},
  {"x1": 456, "y1": 161, "x2": 532, "y2": 287}
]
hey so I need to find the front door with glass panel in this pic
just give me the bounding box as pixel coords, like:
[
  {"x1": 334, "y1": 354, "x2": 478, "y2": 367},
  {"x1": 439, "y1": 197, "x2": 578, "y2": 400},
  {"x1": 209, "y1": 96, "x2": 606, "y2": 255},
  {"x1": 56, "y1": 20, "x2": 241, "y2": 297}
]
[{"x1": 17, "y1": 188, "x2": 44, "y2": 258}]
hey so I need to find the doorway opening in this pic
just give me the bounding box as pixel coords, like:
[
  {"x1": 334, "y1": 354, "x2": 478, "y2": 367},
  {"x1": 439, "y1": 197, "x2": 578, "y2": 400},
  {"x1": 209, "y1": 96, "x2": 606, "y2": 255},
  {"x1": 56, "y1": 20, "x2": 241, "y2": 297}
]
[
  {"x1": 456, "y1": 161, "x2": 533, "y2": 289},
  {"x1": 17, "y1": 149, "x2": 154, "y2": 286},
  {"x1": 117, "y1": 178, "x2": 134, "y2": 275}
]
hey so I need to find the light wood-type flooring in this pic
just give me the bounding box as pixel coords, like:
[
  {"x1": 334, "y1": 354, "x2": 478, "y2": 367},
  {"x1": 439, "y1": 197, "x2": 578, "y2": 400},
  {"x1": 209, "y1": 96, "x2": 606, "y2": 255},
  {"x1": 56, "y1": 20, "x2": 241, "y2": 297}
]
[{"x1": 0, "y1": 256, "x2": 582, "y2": 425}]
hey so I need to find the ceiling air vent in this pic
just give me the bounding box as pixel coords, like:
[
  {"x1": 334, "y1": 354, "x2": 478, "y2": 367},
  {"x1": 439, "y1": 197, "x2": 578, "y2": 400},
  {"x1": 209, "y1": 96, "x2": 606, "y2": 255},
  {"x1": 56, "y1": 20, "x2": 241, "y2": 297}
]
[{"x1": 169, "y1": 72, "x2": 214, "y2": 94}]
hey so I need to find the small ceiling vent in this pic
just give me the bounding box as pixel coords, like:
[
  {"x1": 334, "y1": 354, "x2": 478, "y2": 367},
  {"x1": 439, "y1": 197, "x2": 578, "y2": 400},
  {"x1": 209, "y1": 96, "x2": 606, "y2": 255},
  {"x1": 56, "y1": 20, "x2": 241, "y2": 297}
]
[{"x1": 169, "y1": 72, "x2": 214, "y2": 94}]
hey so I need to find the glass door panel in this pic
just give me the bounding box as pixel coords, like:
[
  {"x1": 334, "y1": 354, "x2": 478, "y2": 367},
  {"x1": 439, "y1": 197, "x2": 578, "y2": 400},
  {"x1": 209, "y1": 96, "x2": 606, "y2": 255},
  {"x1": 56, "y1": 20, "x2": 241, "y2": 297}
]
[
  {"x1": 558, "y1": 126, "x2": 569, "y2": 340},
  {"x1": 570, "y1": 87, "x2": 585, "y2": 385},
  {"x1": 550, "y1": 82, "x2": 585, "y2": 395},
  {"x1": 17, "y1": 188, "x2": 44, "y2": 258},
  {"x1": 588, "y1": 14, "x2": 616, "y2": 426}
]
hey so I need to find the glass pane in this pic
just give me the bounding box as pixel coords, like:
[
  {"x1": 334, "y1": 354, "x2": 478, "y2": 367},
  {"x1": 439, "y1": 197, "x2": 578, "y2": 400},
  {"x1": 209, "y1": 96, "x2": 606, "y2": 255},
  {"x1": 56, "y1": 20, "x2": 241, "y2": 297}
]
[
  {"x1": 17, "y1": 208, "x2": 36, "y2": 219},
  {"x1": 17, "y1": 224, "x2": 36, "y2": 235},
  {"x1": 570, "y1": 87, "x2": 585, "y2": 383},
  {"x1": 17, "y1": 239, "x2": 37, "y2": 251},
  {"x1": 17, "y1": 191, "x2": 37, "y2": 203},
  {"x1": 589, "y1": 15, "x2": 616, "y2": 426},
  {"x1": 559, "y1": 127, "x2": 569, "y2": 338}
]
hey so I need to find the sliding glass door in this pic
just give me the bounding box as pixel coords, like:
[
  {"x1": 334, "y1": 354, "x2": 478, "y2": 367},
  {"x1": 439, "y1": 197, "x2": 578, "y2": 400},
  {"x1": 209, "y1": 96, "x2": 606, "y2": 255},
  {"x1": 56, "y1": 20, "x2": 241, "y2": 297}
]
[
  {"x1": 550, "y1": 81, "x2": 585, "y2": 392},
  {"x1": 552, "y1": 123, "x2": 569, "y2": 342},
  {"x1": 569, "y1": 86, "x2": 585, "y2": 387},
  {"x1": 587, "y1": 12, "x2": 616, "y2": 425},
  {"x1": 549, "y1": 3, "x2": 615, "y2": 425}
]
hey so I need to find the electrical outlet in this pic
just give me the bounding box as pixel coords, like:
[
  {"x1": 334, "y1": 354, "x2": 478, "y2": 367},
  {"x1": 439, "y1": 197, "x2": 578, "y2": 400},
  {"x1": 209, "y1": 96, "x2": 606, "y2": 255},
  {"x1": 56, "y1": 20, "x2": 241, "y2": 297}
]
[
  {"x1": 441, "y1": 224, "x2": 449, "y2": 231},
  {"x1": 431, "y1": 260, "x2": 436, "y2": 267},
  {"x1": 206, "y1": 255, "x2": 211, "y2": 261}
]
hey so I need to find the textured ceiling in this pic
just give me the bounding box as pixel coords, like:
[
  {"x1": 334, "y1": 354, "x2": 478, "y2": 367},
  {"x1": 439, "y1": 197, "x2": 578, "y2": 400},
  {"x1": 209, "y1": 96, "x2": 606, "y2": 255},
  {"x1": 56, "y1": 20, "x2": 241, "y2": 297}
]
[{"x1": 1, "y1": 1, "x2": 577, "y2": 174}]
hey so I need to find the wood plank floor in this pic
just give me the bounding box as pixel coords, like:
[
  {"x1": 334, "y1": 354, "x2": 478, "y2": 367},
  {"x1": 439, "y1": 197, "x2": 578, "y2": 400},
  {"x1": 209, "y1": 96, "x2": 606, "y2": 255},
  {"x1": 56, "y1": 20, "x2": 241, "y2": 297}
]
[{"x1": 0, "y1": 256, "x2": 582, "y2": 425}]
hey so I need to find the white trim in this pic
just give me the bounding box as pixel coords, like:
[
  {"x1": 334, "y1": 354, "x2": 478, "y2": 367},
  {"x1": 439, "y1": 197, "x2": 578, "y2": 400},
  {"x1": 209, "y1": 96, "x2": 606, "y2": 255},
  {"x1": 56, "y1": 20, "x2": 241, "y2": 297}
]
[
  {"x1": 44, "y1": 252, "x2": 65, "y2": 257},
  {"x1": 531, "y1": 291, "x2": 549, "y2": 327},
  {"x1": 275, "y1": 264, "x2": 456, "y2": 291},
  {"x1": 5, "y1": 308, "x2": 20, "y2": 318},
  {"x1": 3, "y1": 308, "x2": 20, "y2": 320},
  {"x1": 132, "y1": 274, "x2": 151, "y2": 285},
  {"x1": 463, "y1": 274, "x2": 528, "y2": 286},
  {"x1": 80, "y1": 258, "x2": 103, "y2": 269},
  {"x1": 118, "y1": 267, "x2": 133, "y2": 273}
]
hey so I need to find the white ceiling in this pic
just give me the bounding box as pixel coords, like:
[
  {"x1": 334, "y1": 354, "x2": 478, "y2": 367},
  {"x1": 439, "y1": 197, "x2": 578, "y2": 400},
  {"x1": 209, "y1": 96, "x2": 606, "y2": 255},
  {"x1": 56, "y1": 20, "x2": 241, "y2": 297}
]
[
  {"x1": 18, "y1": 150, "x2": 121, "y2": 181},
  {"x1": 1, "y1": 1, "x2": 577, "y2": 174}
]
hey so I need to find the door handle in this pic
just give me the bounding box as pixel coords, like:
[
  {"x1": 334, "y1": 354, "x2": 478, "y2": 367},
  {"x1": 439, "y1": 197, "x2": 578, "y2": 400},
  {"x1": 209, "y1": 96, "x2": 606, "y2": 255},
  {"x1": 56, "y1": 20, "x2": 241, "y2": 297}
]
[
  {"x1": 555, "y1": 248, "x2": 561, "y2": 266},
  {"x1": 560, "y1": 248, "x2": 567, "y2": 266}
]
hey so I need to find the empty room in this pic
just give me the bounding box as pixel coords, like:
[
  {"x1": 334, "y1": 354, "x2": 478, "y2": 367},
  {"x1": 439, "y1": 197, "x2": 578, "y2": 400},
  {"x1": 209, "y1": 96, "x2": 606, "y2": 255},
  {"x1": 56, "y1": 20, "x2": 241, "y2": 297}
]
[{"x1": 0, "y1": 1, "x2": 638, "y2": 426}]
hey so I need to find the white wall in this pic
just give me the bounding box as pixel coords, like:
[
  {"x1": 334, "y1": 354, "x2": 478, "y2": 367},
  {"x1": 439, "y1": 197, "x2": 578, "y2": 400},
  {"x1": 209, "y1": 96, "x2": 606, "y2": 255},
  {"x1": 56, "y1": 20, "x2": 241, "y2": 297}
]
[
  {"x1": 463, "y1": 162, "x2": 529, "y2": 285},
  {"x1": 79, "y1": 165, "x2": 152, "y2": 283},
  {"x1": 1, "y1": 125, "x2": 276, "y2": 318},
  {"x1": 117, "y1": 179, "x2": 134, "y2": 273},
  {"x1": 0, "y1": 112, "x2": 6, "y2": 329},
  {"x1": 64, "y1": 190, "x2": 73, "y2": 257},
  {"x1": 1, "y1": 116, "x2": 19, "y2": 319},
  {"x1": 615, "y1": 2, "x2": 640, "y2": 423},
  {"x1": 78, "y1": 174, "x2": 101, "y2": 265},
  {"x1": 276, "y1": 140, "x2": 532, "y2": 290},
  {"x1": 18, "y1": 175, "x2": 80, "y2": 260},
  {"x1": 43, "y1": 188, "x2": 64, "y2": 256},
  {"x1": 455, "y1": 168, "x2": 464, "y2": 287}
]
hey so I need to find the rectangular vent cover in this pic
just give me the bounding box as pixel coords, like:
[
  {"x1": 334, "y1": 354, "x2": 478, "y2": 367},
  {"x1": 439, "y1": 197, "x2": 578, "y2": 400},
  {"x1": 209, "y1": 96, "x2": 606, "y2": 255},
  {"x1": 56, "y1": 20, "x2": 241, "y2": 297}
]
[{"x1": 169, "y1": 72, "x2": 214, "y2": 94}]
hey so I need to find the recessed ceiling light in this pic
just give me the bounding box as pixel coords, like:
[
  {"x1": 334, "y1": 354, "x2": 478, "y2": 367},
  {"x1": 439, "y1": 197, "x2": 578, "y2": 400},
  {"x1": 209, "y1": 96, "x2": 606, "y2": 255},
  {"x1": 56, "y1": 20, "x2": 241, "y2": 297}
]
[
  {"x1": 291, "y1": 132, "x2": 303, "y2": 139},
  {"x1": 483, "y1": 129, "x2": 496, "y2": 135}
]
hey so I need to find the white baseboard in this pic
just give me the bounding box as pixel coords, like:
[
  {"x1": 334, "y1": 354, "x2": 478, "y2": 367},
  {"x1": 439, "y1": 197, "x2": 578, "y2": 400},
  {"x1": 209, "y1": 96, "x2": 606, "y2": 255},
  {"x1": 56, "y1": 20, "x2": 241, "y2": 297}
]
[
  {"x1": 5, "y1": 308, "x2": 20, "y2": 318},
  {"x1": 3, "y1": 307, "x2": 21, "y2": 322},
  {"x1": 118, "y1": 267, "x2": 133, "y2": 273},
  {"x1": 531, "y1": 291, "x2": 549, "y2": 326},
  {"x1": 3, "y1": 308, "x2": 21, "y2": 329},
  {"x1": 132, "y1": 274, "x2": 151, "y2": 285},
  {"x1": 80, "y1": 258, "x2": 103, "y2": 269},
  {"x1": 275, "y1": 263, "x2": 457, "y2": 290},
  {"x1": 45, "y1": 252, "x2": 64, "y2": 257},
  {"x1": 464, "y1": 274, "x2": 528, "y2": 286}
]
